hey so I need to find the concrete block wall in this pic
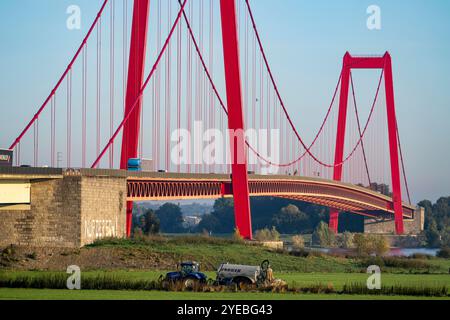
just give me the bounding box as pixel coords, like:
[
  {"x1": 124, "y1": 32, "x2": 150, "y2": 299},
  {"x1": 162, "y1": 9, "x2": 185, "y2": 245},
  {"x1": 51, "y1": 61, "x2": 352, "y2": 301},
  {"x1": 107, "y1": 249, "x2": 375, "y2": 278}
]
[
  {"x1": 0, "y1": 170, "x2": 127, "y2": 248},
  {"x1": 80, "y1": 173, "x2": 127, "y2": 246},
  {"x1": 0, "y1": 177, "x2": 81, "y2": 248}
]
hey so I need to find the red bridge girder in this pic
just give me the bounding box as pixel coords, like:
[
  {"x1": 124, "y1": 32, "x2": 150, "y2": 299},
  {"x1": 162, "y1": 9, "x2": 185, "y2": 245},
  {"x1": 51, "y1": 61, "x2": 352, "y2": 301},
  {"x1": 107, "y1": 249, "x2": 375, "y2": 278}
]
[
  {"x1": 127, "y1": 179, "x2": 230, "y2": 201},
  {"x1": 126, "y1": 174, "x2": 415, "y2": 220}
]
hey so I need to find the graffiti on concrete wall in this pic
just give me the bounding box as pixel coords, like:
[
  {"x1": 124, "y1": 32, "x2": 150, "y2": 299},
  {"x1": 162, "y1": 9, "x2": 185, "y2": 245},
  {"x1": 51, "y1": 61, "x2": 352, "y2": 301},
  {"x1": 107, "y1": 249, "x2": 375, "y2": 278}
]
[{"x1": 84, "y1": 218, "x2": 118, "y2": 240}]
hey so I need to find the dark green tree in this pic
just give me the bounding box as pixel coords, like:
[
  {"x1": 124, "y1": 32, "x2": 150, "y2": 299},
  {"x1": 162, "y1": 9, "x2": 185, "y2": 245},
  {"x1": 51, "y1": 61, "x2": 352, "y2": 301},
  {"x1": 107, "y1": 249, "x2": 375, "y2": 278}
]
[
  {"x1": 196, "y1": 214, "x2": 220, "y2": 233},
  {"x1": 195, "y1": 196, "x2": 374, "y2": 235},
  {"x1": 196, "y1": 198, "x2": 235, "y2": 234},
  {"x1": 272, "y1": 204, "x2": 309, "y2": 233},
  {"x1": 425, "y1": 220, "x2": 441, "y2": 248},
  {"x1": 419, "y1": 200, "x2": 434, "y2": 229},
  {"x1": 312, "y1": 221, "x2": 336, "y2": 247},
  {"x1": 338, "y1": 213, "x2": 364, "y2": 233},
  {"x1": 418, "y1": 197, "x2": 450, "y2": 248},
  {"x1": 155, "y1": 203, "x2": 185, "y2": 233},
  {"x1": 141, "y1": 209, "x2": 160, "y2": 235}
]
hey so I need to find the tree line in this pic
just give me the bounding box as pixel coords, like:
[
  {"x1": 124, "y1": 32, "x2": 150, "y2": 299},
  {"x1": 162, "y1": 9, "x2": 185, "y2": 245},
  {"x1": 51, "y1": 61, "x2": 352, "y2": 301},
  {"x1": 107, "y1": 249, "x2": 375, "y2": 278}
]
[
  {"x1": 132, "y1": 196, "x2": 450, "y2": 248},
  {"x1": 132, "y1": 197, "x2": 364, "y2": 236},
  {"x1": 419, "y1": 197, "x2": 450, "y2": 248}
]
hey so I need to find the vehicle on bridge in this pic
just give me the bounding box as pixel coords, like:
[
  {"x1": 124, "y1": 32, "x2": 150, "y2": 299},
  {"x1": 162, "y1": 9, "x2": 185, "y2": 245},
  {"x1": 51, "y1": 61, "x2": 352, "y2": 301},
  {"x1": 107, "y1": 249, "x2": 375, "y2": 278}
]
[
  {"x1": 0, "y1": 149, "x2": 13, "y2": 167},
  {"x1": 127, "y1": 158, "x2": 154, "y2": 172}
]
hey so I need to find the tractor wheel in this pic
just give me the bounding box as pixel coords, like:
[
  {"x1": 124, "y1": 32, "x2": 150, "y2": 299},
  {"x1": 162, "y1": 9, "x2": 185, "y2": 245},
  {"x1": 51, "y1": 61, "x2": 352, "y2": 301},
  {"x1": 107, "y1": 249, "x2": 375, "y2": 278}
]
[
  {"x1": 233, "y1": 277, "x2": 252, "y2": 291},
  {"x1": 183, "y1": 278, "x2": 200, "y2": 291},
  {"x1": 161, "y1": 280, "x2": 171, "y2": 290}
]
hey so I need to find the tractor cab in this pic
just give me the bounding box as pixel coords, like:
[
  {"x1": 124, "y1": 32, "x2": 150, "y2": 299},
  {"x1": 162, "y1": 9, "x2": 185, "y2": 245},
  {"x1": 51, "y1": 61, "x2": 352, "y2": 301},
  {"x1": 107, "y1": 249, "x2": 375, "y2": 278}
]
[{"x1": 179, "y1": 261, "x2": 200, "y2": 275}]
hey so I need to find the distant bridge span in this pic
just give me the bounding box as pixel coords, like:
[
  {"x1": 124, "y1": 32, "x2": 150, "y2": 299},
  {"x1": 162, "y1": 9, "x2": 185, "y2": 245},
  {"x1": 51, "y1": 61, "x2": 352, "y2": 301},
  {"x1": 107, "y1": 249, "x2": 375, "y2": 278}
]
[{"x1": 127, "y1": 173, "x2": 415, "y2": 220}]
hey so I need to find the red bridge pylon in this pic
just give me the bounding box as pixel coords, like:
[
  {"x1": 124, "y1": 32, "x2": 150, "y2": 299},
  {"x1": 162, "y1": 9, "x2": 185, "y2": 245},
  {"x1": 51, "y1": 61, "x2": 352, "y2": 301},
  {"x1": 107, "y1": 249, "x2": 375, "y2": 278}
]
[
  {"x1": 329, "y1": 52, "x2": 405, "y2": 235},
  {"x1": 121, "y1": 0, "x2": 252, "y2": 239}
]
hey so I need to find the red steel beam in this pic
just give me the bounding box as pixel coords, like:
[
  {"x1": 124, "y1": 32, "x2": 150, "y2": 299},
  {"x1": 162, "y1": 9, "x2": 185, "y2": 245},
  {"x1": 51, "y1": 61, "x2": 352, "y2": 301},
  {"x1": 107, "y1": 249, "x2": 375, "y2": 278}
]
[
  {"x1": 384, "y1": 53, "x2": 404, "y2": 234},
  {"x1": 219, "y1": 0, "x2": 253, "y2": 239},
  {"x1": 345, "y1": 56, "x2": 385, "y2": 69},
  {"x1": 329, "y1": 52, "x2": 352, "y2": 233},
  {"x1": 120, "y1": 0, "x2": 151, "y2": 237}
]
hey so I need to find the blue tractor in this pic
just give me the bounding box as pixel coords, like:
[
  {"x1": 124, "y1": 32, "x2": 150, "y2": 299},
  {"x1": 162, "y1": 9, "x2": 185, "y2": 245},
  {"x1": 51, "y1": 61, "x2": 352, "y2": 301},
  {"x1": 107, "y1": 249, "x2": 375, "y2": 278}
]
[{"x1": 163, "y1": 261, "x2": 208, "y2": 290}]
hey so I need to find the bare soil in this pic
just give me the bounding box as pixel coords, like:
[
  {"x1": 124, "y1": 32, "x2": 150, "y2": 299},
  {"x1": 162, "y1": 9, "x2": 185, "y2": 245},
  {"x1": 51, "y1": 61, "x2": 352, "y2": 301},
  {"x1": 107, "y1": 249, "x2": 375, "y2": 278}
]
[{"x1": 0, "y1": 246, "x2": 179, "y2": 271}]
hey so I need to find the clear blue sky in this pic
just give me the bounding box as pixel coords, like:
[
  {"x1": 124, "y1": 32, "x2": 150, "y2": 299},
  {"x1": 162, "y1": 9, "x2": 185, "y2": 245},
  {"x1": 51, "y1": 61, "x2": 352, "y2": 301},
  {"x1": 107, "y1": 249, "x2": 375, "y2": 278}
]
[{"x1": 0, "y1": 0, "x2": 449, "y2": 203}]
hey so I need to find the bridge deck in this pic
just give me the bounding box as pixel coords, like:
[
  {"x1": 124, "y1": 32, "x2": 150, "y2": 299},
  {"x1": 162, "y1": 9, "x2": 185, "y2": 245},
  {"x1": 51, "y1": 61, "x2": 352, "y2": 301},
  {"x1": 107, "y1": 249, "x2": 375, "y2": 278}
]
[
  {"x1": 126, "y1": 172, "x2": 415, "y2": 219},
  {"x1": 0, "y1": 168, "x2": 415, "y2": 219}
]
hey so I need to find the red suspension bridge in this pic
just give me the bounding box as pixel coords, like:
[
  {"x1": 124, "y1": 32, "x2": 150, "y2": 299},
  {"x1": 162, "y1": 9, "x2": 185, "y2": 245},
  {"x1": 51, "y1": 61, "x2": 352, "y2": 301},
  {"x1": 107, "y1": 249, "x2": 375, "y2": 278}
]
[{"x1": 5, "y1": 0, "x2": 414, "y2": 239}]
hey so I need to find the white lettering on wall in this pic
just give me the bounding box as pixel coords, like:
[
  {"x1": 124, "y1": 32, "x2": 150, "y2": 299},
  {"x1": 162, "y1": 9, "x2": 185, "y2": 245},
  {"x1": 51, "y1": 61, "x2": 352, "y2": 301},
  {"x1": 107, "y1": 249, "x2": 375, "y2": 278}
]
[{"x1": 84, "y1": 219, "x2": 117, "y2": 239}]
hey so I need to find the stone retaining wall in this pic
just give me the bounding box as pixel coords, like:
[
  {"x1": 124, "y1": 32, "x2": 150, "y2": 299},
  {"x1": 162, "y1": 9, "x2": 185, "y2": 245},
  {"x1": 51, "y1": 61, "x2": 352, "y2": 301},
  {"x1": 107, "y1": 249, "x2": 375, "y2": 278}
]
[{"x1": 0, "y1": 170, "x2": 126, "y2": 248}]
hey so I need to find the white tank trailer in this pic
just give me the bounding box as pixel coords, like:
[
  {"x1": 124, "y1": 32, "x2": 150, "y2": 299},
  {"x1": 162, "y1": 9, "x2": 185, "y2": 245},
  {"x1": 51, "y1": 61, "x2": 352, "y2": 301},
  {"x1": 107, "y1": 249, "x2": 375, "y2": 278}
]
[{"x1": 216, "y1": 262, "x2": 263, "y2": 286}]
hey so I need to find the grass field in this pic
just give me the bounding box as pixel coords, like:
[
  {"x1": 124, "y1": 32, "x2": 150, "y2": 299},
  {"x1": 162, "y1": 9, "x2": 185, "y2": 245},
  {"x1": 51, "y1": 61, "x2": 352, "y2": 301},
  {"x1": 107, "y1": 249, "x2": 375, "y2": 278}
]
[
  {"x1": 88, "y1": 238, "x2": 360, "y2": 273},
  {"x1": 0, "y1": 271, "x2": 449, "y2": 300},
  {"x1": 2, "y1": 288, "x2": 449, "y2": 300},
  {"x1": 2, "y1": 270, "x2": 450, "y2": 290},
  {"x1": 87, "y1": 237, "x2": 450, "y2": 274}
]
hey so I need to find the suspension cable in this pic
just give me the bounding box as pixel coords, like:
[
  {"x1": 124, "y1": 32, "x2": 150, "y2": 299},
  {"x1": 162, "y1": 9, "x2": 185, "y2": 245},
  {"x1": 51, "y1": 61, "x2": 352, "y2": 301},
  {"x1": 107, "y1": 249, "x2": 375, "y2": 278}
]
[
  {"x1": 92, "y1": 0, "x2": 188, "y2": 168},
  {"x1": 244, "y1": 0, "x2": 384, "y2": 168},
  {"x1": 350, "y1": 72, "x2": 372, "y2": 186},
  {"x1": 9, "y1": 0, "x2": 110, "y2": 150},
  {"x1": 396, "y1": 119, "x2": 412, "y2": 204}
]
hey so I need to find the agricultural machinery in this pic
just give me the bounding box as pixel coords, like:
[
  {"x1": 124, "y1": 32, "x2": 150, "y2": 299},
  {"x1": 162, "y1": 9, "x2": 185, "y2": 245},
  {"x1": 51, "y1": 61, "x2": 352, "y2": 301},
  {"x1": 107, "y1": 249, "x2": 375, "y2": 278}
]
[
  {"x1": 215, "y1": 259, "x2": 275, "y2": 289},
  {"x1": 162, "y1": 260, "x2": 284, "y2": 290}
]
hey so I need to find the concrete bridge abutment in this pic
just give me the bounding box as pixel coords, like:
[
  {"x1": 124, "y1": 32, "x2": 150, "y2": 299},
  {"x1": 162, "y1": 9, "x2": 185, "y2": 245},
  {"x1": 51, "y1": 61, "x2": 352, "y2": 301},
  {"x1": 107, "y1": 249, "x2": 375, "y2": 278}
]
[
  {"x1": 364, "y1": 207, "x2": 424, "y2": 235},
  {"x1": 0, "y1": 168, "x2": 127, "y2": 248}
]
